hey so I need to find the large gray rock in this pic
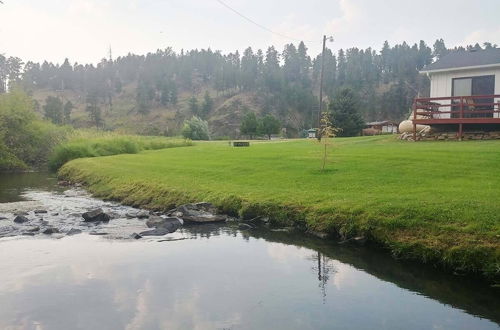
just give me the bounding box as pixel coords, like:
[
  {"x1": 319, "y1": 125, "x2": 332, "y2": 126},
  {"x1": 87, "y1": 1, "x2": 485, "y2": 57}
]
[
  {"x1": 146, "y1": 216, "x2": 183, "y2": 233},
  {"x1": 82, "y1": 209, "x2": 110, "y2": 222},
  {"x1": 13, "y1": 215, "x2": 29, "y2": 223},
  {"x1": 173, "y1": 203, "x2": 226, "y2": 224}
]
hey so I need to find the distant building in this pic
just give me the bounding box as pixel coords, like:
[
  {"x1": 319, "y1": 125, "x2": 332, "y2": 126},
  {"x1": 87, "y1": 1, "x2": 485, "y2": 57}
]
[
  {"x1": 307, "y1": 128, "x2": 317, "y2": 138},
  {"x1": 364, "y1": 121, "x2": 399, "y2": 135},
  {"x1": 412, "y1": 48, "x2": 500, "y2": 139}
]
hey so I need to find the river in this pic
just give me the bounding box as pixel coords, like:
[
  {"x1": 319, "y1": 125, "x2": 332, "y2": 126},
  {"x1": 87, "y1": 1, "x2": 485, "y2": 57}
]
[{"x1": 0, "y1": 173, "x2": 498, "y2": 330}]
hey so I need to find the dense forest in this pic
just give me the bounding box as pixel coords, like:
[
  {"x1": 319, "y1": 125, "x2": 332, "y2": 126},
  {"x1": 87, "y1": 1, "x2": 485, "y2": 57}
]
[{"x1": 0, "y1": 39, "x2": 497, "y2": 137}]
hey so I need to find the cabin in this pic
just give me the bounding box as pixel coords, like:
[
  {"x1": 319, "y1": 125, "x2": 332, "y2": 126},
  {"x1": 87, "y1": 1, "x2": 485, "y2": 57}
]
[
  {"x1": 364, "y1": 121, "x2": 399, "y2": 134},
  {"x1": 413, "y1": 48, "x2": 500, "y2": 140}
]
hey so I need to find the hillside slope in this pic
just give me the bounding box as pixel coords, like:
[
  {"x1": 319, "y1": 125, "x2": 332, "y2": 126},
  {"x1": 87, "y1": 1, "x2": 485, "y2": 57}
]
[{"x1": 32, "y1": 84, "x2": 308, "y2": 138}]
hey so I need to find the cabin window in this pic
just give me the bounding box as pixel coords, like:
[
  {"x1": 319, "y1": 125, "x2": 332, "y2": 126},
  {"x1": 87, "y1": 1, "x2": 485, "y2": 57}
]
[
  {"x1": 452, "y1": 75, "x2": 494, "y2": 97},
  {"x1": 452, "y1": 75, "x2": 495, "y2": 117}
]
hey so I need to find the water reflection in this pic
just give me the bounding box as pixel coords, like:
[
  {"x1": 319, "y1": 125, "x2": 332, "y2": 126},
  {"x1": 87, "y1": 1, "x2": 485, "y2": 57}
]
[{"x1": 0, "y1": 226, "x2": 497, "y2": 330}]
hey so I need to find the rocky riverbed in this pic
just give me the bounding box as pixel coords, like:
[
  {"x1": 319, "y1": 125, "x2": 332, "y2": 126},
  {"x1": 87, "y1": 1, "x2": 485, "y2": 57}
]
[{"x1": 0, "y1": 186, "x2": 232, "y2": 240}]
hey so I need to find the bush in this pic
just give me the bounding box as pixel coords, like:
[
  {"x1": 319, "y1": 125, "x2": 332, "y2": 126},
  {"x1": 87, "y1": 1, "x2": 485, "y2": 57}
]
[
  {"x1": 49, "y1": 132, "x2": 192, "y2": 171},
  {"x1": 0, "y1": 90, "x2": 71, "y2": 171},
  {"x1": 181, "y1": 116, "x2": 210, "y2": 140}
]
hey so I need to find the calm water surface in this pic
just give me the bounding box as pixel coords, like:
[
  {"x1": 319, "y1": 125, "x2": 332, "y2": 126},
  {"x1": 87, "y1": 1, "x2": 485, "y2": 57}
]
[{"x1": 0, "y1": 173, "x2": 498, "y2": 330}]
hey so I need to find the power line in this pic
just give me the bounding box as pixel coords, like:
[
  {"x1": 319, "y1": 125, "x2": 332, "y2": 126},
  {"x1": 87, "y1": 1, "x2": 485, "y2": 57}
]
[{"x1": 215, "y1": 0, "x2": 319, "y2": 44}]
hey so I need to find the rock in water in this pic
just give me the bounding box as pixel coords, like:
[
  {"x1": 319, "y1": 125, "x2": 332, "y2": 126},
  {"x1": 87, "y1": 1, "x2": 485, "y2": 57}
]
[
  {"x1": 34, "y1": 209, "x2": 47, "y2": 214},
  {"x1": 146, "y1": 216, "x2": 183, "y2": 233},
  {"x1": 175, "y1": 204, "x2": 226, "y2": 224},
  {"x1": 139, "y1": 227, "x2": 172, "y2": 236},
  {"x1": 43, "y1": 227, "x2": 59, "y2": 235},
  {"x1": 13, "y1": 215, "x2": 29, "y2": 223},
  {"x1": 131, "y1": 233, "x2": 142, "y2": 239},
  {"x1": 66, "y1": 228, "x2": 82, "y2": 236},
  {"x1": 82, "y1": 209, "x2": 110, "y2": 222}
]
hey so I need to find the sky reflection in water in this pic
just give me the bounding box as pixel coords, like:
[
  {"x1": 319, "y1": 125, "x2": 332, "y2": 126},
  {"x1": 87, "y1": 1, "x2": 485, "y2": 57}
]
[{"x1": 0, "y1": 227, "x2": 498, "y2": 330}]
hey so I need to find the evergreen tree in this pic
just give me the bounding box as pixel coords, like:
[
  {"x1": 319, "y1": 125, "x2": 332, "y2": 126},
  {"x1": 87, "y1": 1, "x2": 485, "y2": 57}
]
[
  {"x1": 63, "y1": 100, "x2": 74, "y2": 124},
  {"x1": 43, "y1": 96, "x2": 63, "y2": 125},
  {"x1": 188, "y1": 96, "x2": 199, "y2": 115},
  {"x1": 329, "y1": 88, "x2": 364, "y2": 137},
  {"x1": 85, "y1": 92, "x2": 102, "y2": 128},
  {"x1": 201, "y1": 91, "x2": 214, "y2": 117}
]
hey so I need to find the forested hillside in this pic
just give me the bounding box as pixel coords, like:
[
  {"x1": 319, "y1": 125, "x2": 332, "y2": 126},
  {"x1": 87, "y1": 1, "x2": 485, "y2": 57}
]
[{"x1": 0, "y1": 39, "x2": 497, "y2": 137}]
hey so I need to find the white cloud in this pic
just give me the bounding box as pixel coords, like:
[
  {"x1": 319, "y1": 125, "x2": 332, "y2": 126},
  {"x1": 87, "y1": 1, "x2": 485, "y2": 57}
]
[{"x1": 461, "y1": 28, "x2": 500, "y2": 47}]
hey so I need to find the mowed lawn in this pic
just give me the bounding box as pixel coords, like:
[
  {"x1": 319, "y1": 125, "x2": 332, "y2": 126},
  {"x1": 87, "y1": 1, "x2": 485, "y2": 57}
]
[{"x1": 60, "y1": 135, "x2": 500, "y2": 278}]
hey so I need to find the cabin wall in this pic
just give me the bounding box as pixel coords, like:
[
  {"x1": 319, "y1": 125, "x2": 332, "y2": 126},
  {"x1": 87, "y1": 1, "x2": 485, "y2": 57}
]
[{"x1": 428, "y1": 67, "x2": 500, "y2": 118}]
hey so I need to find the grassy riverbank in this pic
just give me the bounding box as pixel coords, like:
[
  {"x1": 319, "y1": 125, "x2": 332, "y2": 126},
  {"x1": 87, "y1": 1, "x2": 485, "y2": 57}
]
[
  {"x1": 48, "y1": 130, "x2": 193, "y2": 171},
  {"x1": 59, "y1": 136, "x2": 500, "y2": 280}
]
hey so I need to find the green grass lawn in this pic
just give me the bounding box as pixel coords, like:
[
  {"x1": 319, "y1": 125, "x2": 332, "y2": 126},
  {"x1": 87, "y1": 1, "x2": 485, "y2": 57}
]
[{"x1": 59, "y1": 135, "x2": 500, "y2": 279}]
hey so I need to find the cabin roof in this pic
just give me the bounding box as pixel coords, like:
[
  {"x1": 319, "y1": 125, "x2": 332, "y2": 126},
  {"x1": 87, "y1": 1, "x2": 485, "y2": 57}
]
[{"x1": 421, "y1": 48, "x2": 500, "y2": 73}]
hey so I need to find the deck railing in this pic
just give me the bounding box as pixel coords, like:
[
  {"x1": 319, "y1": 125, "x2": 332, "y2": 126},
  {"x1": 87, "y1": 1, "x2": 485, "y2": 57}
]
[
  {"x1": 411, "y1": 94, "x2": 500, "y2": 140},
  {"x1": 413, "y1": 94, "x2": 500, "y2": 122}
]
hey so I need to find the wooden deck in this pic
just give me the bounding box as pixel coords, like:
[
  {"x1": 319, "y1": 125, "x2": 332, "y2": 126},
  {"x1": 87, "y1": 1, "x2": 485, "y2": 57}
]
[{"x1": 412, "y1": 95, "x2": 500, "y2": 140}]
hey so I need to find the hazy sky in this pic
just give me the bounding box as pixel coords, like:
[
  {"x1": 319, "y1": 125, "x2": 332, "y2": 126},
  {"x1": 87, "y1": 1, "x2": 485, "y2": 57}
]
[{"x1": 1, "y1": 0, "x2": 500, "y2": 64}]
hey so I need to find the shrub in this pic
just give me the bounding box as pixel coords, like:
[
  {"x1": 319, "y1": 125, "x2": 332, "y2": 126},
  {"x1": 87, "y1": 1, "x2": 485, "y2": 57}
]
[{"x1": 181, "y1": 116, "x2": 210, "y2": 140}]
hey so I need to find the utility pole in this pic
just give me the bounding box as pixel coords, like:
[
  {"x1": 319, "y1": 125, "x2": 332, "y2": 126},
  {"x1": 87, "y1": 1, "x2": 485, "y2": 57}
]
[{"x1": 318, "y1": 35, "x2": 333, "y2": 138}]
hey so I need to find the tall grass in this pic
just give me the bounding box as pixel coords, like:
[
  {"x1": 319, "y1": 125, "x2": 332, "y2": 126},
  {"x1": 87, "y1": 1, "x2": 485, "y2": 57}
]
[{"x1": 49, "y1": 130, "x2": 192, "y2": 171}]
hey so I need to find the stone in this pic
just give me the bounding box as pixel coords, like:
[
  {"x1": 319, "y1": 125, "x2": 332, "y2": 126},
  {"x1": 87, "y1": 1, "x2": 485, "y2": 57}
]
[
  {"x1": 66, "y1": 228, "x2": 82, "y2": 236},
  {"x1": 126, "y1": 210, "x2": 149, "y2": 219},
  {"x1": 82, "y1": 208, "x2": 110, "y2": 222},
  {"x1": 43, "y1": 227, "x2": 59, "y2": 235},
  {"x1": 13, "y1": 215, "x2": 29, "y2": 224},
  {"x1": 131, "y1": 233, "x2": 142, "y2": 239},
  {"x1": 175, "y1": 204, "x2": 226, "y2": 223},
  {"x1": 34, "y1": 209, "x2": 48, "y2": 214},
  {"x1": 146, "y1": 216, "x2": 183, "y2": 233},
  {"x1": 139, "y1": 227, "x2": 171, "y2": 236},
  {"x1": 0, "y1": 216, "x2": 7, "y2": 220},
  {"x1": 89, "y1": 232, "x2": 108, "y2": 236},
  {"x1": 26, "y1": 226, "x2": 40, "y2": 232},
  {"x1": 22, "y1": 232, "x2": 36, "y2": 236}
]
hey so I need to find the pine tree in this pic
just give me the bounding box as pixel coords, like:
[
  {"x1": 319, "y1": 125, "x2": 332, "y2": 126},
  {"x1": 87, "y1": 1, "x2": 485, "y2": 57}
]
[
  {"x1": 201, "y1": 91, "x2": 214, "y2": 117},
  {"x1": 188, "y1": 96, "x2": 199, "y2": 116},
  {"x1": 43, "y1": 96, "x2": 63, "y2": 124},
  {"x1": 63, "y1": 100, "x2": 74, "y2": 124},
  {"x1": 329, "y1": 88, "x2": 364, "y2": 137}
]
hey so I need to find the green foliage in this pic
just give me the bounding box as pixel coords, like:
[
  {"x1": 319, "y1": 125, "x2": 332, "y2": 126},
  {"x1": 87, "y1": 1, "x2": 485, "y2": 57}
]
[
  {"x1": 318, "y1": 112, "x2": 341, "y2": 171},
  {"x1": 258, "y1": 114, "x2": 281, "y2": 139},
  {"x1": 240, "y1": 112, "x2": 258, "y2": 139},
  {"x1": 64, "y1": 100, "x2": 74, "y2": 123},
  {"x1": 329, "y1": 88, "x2": 364, "y2": 137},
  {"x1": 59, "y1": 136, "x2": 500, "y2": 279},
  {"x1": 49, "y1": 132, "x2": 192, "y2": 171},
  {"x1": 43, "y1": 96, "x2": 64, "y2": 124},
  {"x1": 181, "y1": 116, "x2": 210, "y2": 140},
  {"x1": 0, "y1": 90, "x2": 70, "y2": 171},
  {"x1": 85, "y1": 92, "x2": 102, "y2": 127},
  {"x1": 188, "y1": 96, "x2": 199, "y2": 116},
  {"x1": 201, "y1": 91, "x2": 214, "y2": 117}
]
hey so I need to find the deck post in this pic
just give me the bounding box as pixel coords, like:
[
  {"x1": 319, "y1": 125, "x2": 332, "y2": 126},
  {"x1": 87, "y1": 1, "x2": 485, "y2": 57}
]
[
  {"x1": 412, "y1": 101, "x2": 417, "y2": 141},
  {"x1": 458, "y1": 123, "x2": 463, "y2": 141}
]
